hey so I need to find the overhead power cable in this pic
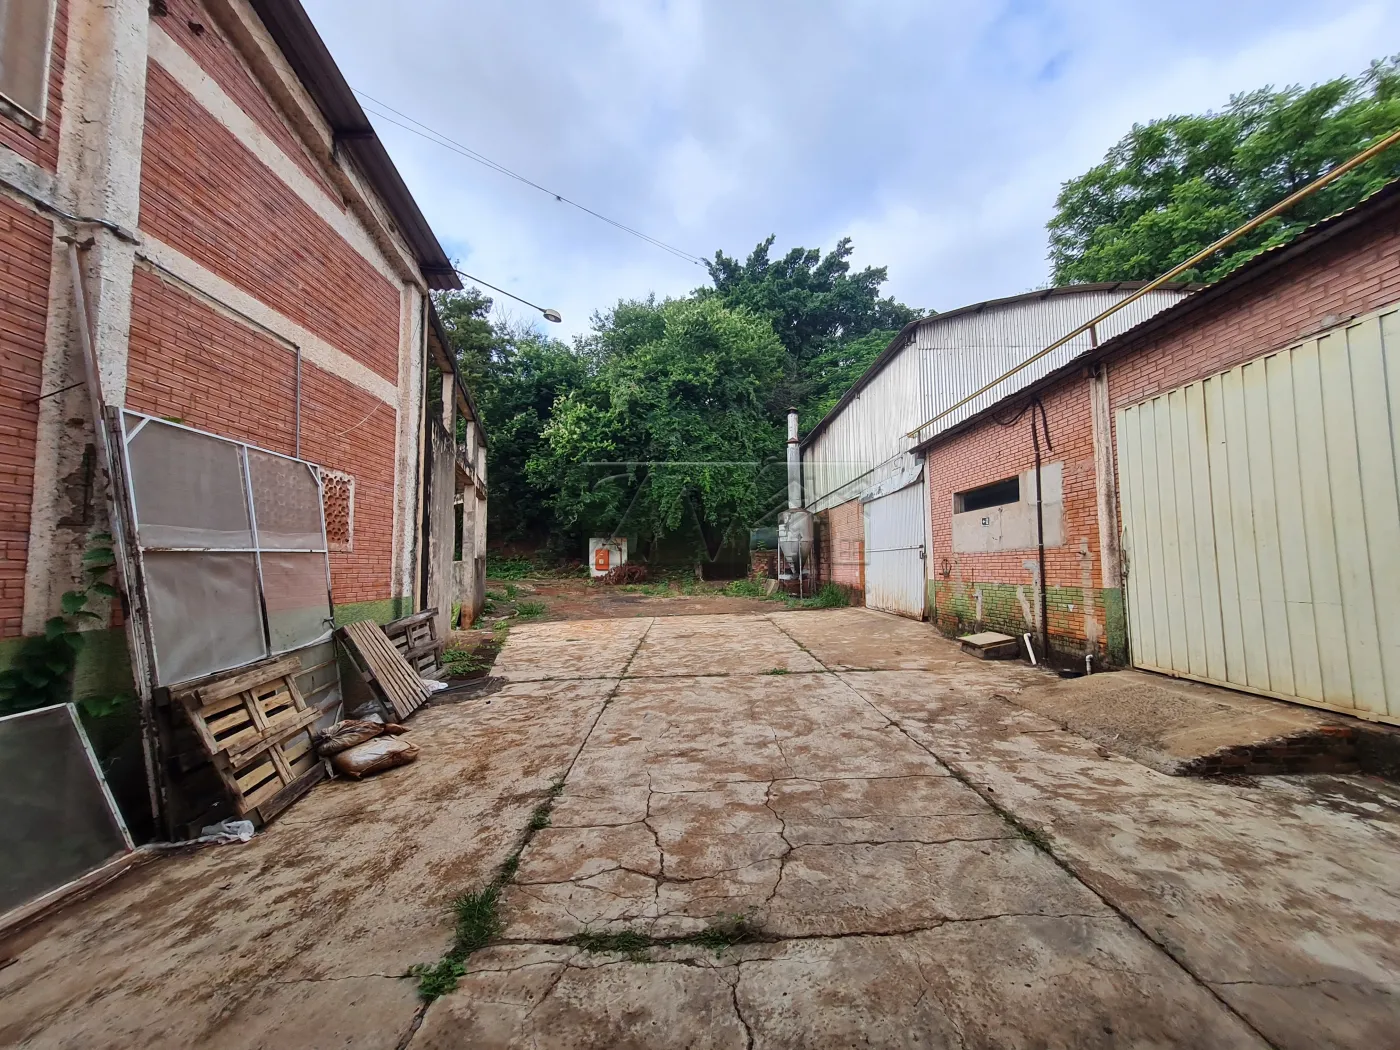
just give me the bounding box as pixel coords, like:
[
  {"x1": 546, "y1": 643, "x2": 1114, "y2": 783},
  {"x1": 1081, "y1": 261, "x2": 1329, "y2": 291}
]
[{"x1": 352, "y1": 89, "x2": 708, "y2": 267}]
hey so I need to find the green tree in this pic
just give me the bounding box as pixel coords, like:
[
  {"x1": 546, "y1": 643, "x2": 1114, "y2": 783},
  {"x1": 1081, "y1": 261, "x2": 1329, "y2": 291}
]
[
  {"x1": 432, "y1": 287, "x2": 587, "y2": 540},
  {"x1": 1049, "y1": 57, "x2": 1400, "y2": 285},
  {"x1": 529, "y1": 297, "x2": 786, "y2": 560},
  {"x1": 702, "y1": 237, "x2": 917, "y2": 425}
]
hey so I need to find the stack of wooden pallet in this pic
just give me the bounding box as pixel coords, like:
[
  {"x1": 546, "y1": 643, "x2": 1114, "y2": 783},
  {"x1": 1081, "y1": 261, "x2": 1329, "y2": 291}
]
[
  {"x1": 338, "y1": 619, "x2": 432, "y2": 721},
  {"x1": 382, "y1": 609, "x2": 444, "y2": 678},
  {"x1": 168, "y1": 655, "x2": 325, "y2": 829}
]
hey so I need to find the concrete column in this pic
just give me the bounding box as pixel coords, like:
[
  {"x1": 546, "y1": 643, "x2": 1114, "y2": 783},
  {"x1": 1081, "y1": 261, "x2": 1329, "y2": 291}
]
[
  {"x1": 22, "y1": 0, "x2": 149, "y2": 634},
  {"x1": 393, "y1": 285, "x2": 425, "y2": 613}
]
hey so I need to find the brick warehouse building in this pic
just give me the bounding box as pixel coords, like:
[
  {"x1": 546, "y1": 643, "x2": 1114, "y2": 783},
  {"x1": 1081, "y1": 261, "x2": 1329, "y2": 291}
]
[
  {"x1": 1, "y1": 0, "x2": 486, "y2": 797},
  {"x1": 918, "y1": 182, "x2": 1400, "y2": 725},
  {"x1": 800, "y1": 283, "x2": 1194, "y2": 615}
]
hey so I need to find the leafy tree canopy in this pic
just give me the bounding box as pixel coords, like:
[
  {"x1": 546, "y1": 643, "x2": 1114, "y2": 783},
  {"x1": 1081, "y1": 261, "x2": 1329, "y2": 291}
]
[
  {"x1": 1049, "y1": 56, "x2": 1400, "y2": 285},
  {"x1": 702, "y1": 236, "x2": 918, "y2": 424},
  {"x1": 433, "y1": 286, "x2": 587, "y2": 540},
  {"x1": 527, "y1": 297, "x2": 787, "y2": 558}
]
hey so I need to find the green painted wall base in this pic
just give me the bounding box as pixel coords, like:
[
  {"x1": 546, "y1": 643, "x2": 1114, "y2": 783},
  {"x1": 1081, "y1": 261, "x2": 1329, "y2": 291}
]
[
  {"x1": 931, "y1": 578, "x2": 1127, "y2": 667},
  {"x1": 333, "y1": 595, "x2": 414, "y2": 627}
]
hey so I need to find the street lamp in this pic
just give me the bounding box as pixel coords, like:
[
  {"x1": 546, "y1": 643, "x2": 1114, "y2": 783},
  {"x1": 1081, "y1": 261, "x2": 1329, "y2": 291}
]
[{"x1": 453, "y1": 268, "x2": 562, "y2": 324}]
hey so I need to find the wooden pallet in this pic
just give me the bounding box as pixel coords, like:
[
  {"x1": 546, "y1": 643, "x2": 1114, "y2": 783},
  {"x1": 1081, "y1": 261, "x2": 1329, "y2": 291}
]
[
  {"x1": 170, "y1": 655, "x2": 326, "y2": 824},
  {"x1": 383, "y1": 609, "x2": 444, "y2": 678},
  {"x1": 338, "y1": 619, "x2": 431, "y2": 721}
]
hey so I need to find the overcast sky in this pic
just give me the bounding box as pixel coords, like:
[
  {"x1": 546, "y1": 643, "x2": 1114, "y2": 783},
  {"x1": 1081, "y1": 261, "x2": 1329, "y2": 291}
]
[{"x1": 302, "y1": 0, "x2": 1400, "y2": 338}]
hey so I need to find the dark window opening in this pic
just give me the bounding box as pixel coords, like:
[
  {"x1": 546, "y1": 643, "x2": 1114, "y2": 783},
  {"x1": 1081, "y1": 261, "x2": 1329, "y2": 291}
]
[{"x1": 955, "y1": 476, "x2": 1019, "y2": 513}]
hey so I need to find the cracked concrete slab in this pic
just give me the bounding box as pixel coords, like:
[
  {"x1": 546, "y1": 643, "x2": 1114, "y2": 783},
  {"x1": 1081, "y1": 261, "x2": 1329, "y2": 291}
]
[
  {"x1": 732, "y1": 918, "x2": 1268, "y2": 1049},
  {"x1": 414, "y1": 944, "x2": 750, "y2": 1050},
  {"x1": 624, "y1": 614, "x2": 823, "y2": 677},
  {"x1": 837, "y1": 660, "x2": 1400, "y2": 1050},
  {"x1": 493, "y1": 617, "x2": 653, "y2": 681},
  {"x1": 8, "y1": 609, "x2": 1399, "y2": 1049},
  {"x1": 0, "y1": 677, "x2": 620, "y2": 1050}
]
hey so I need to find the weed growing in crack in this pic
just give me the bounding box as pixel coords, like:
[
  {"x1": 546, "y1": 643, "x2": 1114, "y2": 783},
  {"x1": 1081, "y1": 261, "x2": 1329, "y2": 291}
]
[
  {"x1": 568, "y1": 914, "x2": 763, "y2": 960},
  {"x1": 688, "y1": 914, "x2": 761, "y2": 953},
  {"x1": 408, "y1": 884, "x2": 504, "y2": 1000},
  {"x1": 1018, "y1": 823, "x2": 1054, "y2": 852},
  {"x1": 411, "y1": 784, "x2": 567, "y2": 1001}
]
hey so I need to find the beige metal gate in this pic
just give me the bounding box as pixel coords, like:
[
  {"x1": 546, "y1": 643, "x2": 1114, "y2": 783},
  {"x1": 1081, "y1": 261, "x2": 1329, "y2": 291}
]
[
  {"x1": 863, "y1": 478, "x2": 927, "y2": 618},
  {"x1": 1116, "y1": 306, "x2": 1400, "y2": 724}
]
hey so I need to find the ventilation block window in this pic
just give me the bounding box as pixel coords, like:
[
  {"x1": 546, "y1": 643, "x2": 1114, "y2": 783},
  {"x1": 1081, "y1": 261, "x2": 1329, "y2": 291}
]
[
  {"x1": 321, "y1": 469, "x2": 354, "y2": 552},
  {"x1": 955, "y1": 476, "x2": 1020, "y2": 514},
  {"x1": 0, "y1": 0, "x2": 58, "y2": 123}
]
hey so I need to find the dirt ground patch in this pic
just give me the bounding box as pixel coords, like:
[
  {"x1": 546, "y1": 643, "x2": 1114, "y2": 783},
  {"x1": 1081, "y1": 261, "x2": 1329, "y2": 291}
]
[{"x1": 486, "y1": 575, "x2": 780, "y2": 623}]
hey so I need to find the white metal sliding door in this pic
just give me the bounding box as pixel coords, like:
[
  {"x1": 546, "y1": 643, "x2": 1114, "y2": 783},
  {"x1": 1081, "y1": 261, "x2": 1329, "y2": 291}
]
[
  {"x1": 1116, "y1": 307, "x2": 1400, "y2": 724},
  {"x1": 863, "y1": 477, "x2": 927, "y2": 618}
]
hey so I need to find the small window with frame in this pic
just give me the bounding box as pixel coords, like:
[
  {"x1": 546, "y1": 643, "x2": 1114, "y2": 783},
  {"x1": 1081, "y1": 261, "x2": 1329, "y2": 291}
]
[
  {"x1": 954, "y1": 476, "x2": 1020, "y2": 514},
  {"x1": 0, "y1": 0, "x2": 59, "y2": 127}
]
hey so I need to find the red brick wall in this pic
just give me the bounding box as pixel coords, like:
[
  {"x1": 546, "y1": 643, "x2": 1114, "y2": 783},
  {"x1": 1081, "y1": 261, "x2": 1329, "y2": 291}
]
[
  {"x1": 0, "y1": 0, "x2": 67, "y2": 171},
  {"x1": 925, "y1": 200, "x2": 1400, "y2": 656},
  {"x1": 823, "y1": 499, "x2": 865, "y2": 599},
  {"x1": 125, "y1": 269, "x2": 396, "y2": 605},
  {"x1": 155, "y1": 0, "x2": 340, "y2": 202},
  {"x1": 927, "y1": 378, "x2": 1104, "y2": 649},
  {"x1": 1108, "y1": 209, "x2": 1400, "y2": 416},
  {"x1": 139, "y1": 64, "x2": 402, "y2": 383},
  {"x1": 0, "y1": 199, "x2": 53, "y2": 637}
]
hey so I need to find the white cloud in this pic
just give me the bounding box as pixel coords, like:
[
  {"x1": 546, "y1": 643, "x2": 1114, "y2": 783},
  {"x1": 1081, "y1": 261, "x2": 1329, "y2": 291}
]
[{"x1": 301, "y1": 0, "x2": 1400, "y2": 333}]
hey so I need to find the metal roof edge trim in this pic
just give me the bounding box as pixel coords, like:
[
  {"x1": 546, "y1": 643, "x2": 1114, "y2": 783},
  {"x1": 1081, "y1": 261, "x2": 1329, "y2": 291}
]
[
  {"x1": 910, "y1": 178, "x2": 1400, "y2": 455},
  {"x1": 247, "y1": 0, "x2": 460, "y2": 292},
  {"x1": 799, "y1": 280, "x2": 1200, "y2": 451}
]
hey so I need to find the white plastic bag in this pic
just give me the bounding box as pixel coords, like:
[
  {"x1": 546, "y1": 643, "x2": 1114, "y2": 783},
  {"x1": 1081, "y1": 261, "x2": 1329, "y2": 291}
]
[{"x1": 196, "y1": 819, "x2": 255, "y2": 845}]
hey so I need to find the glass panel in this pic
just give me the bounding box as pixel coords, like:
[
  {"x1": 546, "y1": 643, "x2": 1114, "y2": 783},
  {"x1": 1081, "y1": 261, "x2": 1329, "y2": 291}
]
[
  {"x1": 126, "y1": 420, "x2": 253, "y2": 549},
  {"x1": 144, "y1": 552, "x2": 266, "y2": 684},
  {"x1": 260, "y1": 552, "x2": 332, "y2": 652},
  {"x1": 0, "y1": 705, "x2": 129, "y2": 914},
  {"x1": 248, "y1": 451, "x2": 326, "y2": 550}
]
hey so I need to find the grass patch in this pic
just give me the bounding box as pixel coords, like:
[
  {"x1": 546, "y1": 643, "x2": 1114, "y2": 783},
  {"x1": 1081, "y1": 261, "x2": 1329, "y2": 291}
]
[
  {"x1": 410, "y1": 780, "x2": 567, "y2": 1001},
  {"x1": 503, "y1": 582, "x2": 520, "y2": 600},
  {"x1": 486, "y1": 555, "x2": 537, "y2": 579},
  {"x1": 515, "y1": 600, "x2": 547, "y2": 621},
  {"x1": 441, "y1": 646, "x2": 485, "y2": 677},
  {"x1": 723, "y1": 578, "x2": 768, "y2": 598},
  {"x1": 568, "y1": 914, "x2": 762, "y2": 960},
  {"x1": 408, "y1": 883, "x2": 504, "y2": 999},
  {"x1": 764, "y1": 667, "x2": 789, "y2": 676}
]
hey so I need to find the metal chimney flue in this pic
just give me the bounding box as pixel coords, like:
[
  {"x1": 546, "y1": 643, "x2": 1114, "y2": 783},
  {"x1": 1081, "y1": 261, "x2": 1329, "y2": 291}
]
[{"x1": 786, "y1": 408, "x2": 801, "y2": 510}]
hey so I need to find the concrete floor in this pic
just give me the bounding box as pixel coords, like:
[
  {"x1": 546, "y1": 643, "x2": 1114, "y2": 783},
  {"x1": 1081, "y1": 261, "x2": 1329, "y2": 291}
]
[{"x1": 4, "y1": 609, "x2": 1399, "y2": 1049}]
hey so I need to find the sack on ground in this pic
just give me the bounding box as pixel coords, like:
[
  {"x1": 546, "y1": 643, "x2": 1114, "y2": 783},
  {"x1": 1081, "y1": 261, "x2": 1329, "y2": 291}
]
[
  {"x1": 331, "y1": 736, "x2": 419, "y2": 779},
  {"x1": 315, "y1": 719, "x2": 408, "y2": 757}
]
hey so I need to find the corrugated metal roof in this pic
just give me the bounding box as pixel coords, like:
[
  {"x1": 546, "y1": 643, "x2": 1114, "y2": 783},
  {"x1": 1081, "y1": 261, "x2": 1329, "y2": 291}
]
[
  {"x1": 800, "y1": 281, "x2": 1199, "y2": 451},
  {"x1": 248, "y1": 1, "x2": 460, "y2": 291},
  {"x1": 798, "y1": 284, "x2": 1194, "y2": 511},
  {"x1": 914, "y1": 177, "x2": 1400, "y2": 452}
]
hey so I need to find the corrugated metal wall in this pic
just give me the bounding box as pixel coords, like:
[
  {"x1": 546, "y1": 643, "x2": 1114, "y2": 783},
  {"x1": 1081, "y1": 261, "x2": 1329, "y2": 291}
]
[
  {"x1": 863, "y1": 478, "x2": 927, "y2": 618},
  {"x1": 803, "y1": 288, "x2": 1189, "y2": 511},
  {"x1": 1117, "y1": 307, "x2": 1400, "y2": 725}
]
